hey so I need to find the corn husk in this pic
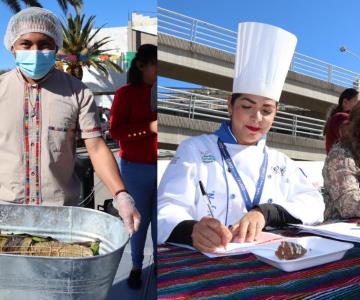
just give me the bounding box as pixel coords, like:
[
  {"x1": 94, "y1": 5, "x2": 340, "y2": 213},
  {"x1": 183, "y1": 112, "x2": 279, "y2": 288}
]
[
  {"x1": 0, "y1": 233, "x2": 100, "y2": 257},
  {"x1": 29, "y1": 241, "x2": 93, "y2": 257}
]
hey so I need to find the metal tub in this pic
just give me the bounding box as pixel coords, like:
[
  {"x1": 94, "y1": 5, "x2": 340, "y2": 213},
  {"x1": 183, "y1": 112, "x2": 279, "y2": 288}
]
[{"x1": 0, "y1": 204, "x2": 129, "y2": 300}]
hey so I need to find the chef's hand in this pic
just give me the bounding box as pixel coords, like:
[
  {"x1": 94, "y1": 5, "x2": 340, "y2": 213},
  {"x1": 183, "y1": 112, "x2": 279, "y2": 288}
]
[
  {"x1": 230, "y1": 208, "x2": 265, "y2": 243},
  {"x1": 191, "y1": 217, "x2": 232, "y2": 253},
  {"x1": 113, "y1": 191, "x2": 141, "y2": 235}
]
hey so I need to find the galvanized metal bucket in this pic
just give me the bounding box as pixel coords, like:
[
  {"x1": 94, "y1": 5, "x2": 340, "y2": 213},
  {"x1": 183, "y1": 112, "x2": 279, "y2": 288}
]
[{"x1": 0, "y1": 204, "x2": 129, "y2": 300}]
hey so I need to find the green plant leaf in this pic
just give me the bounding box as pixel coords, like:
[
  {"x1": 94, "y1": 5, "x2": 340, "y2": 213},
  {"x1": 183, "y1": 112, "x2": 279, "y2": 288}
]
[{"x1": 90, "y1": 239, "x2": 100, "y2": 256}]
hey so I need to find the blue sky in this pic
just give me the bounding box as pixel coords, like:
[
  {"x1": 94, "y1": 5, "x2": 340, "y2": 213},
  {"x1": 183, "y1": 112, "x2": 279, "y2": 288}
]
[
  {"x1": 158, "y1": 0, "x2": 360, "y2": 87},
  {"x1": 0, "y1": 0, "x2": 156, "y2": 69}
]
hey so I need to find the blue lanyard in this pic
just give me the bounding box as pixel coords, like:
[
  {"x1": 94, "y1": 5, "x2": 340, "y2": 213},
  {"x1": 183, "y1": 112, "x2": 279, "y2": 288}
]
[{"x1": 217, "y1": 138, "x2": 268, "y2": 212}]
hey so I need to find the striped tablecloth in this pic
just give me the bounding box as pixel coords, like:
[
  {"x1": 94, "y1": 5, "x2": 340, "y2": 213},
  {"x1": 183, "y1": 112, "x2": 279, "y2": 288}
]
[{"x1": 157, "y1": 230, "x2": 360, "y2": 299}]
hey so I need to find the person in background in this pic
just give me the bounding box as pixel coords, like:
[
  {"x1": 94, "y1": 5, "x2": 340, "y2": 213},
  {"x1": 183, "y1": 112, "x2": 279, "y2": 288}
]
[
  {"x1": 109, "y1": 44, "x2": 157, "y2": 289},
  {"x1": 157, "y1": 22, "x2": 324, "y2": 253},
  {"x1": 323, "y1": 101, "x2": 360, "y2": 220},
  {"x1": 323, "y1": 88, "x2": 359, "y2": 154},
  {"x1": 0, "y1": 7, "x2": 140, "y2": 234}
]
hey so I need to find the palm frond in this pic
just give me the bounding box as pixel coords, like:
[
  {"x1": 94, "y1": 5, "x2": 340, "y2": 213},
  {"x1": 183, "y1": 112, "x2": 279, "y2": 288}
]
[
  {"x1": 67, "y1": 0, "x2": 82, "y2": 14},
  {"x1": 22, "y1": 0, "x2": 42, "y2": 7},
  {"x1": 2, "y1": 0, "x2": 82, "y2": 13},
  {"x1": 79, "y1": 15, "x2": 95, "y2": 43},
  {"x1": 56, "y1": 0, "x2": 82, "y2": 14},
  {"x1": 87, "y1": 24, "x2": 105, "y2": 44},
  {"x1": 90, "y1": 39, "x2": 113, "y2": 51},
  {"x1": 88, "y1": 60, "x2": 109, "y2": 77},
  {"x1": 101, "y1": 59, "x2": 123, "y2": 73},
  {"x1": 61, "y1": 12, "x2": 123, "y2": 79},
  {"x1": 56, "y1": 0, "x2": 68, "y2": 13},
  {"x1": 2, "y1": 0, "x2": 21, "y2": 12}
]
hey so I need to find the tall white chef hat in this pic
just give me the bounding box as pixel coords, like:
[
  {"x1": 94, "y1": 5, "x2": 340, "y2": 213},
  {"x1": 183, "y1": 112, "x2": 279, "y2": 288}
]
[{"x1": 233, "y1": 22, "x2": 297, "y2": 102}]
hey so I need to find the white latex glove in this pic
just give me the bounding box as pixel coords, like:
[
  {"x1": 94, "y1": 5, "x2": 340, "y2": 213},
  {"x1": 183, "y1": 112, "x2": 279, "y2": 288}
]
[{"x1": 113, "y1": 191, "x2": 141, "y2": 235}]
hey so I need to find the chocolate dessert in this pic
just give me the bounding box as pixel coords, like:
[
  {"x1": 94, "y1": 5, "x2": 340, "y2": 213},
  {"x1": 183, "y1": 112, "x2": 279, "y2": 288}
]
[{"x1": 275, "y1": 241, "x2": 307, "y2": 260}]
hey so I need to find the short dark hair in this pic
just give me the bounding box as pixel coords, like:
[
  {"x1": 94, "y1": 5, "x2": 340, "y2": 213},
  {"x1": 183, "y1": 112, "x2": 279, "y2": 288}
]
[
  {"x1": 324, "y1": 88, "x2": 359, "y2": 135},
  {"x1": 331, "y1": 88, "x2": 358, "y2": 116},
  {"x1": 128, "y1": 44, "x2": 157, "y2": 85}
]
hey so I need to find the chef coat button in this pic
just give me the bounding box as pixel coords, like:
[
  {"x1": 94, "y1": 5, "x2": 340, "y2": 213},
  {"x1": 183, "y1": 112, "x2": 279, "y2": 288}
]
[
  {"x1": 268, "y1": 198, "x2": 273, "y2": 204},
  {"x1": 230, "y1": 194, "x2": 236, "y2": 199},
  {"x1": 30, "y1": 142, "x2": 35, "y2": 147},
  {"x1": 31, "y1": 171, "x2": 35, "y2": 176}
]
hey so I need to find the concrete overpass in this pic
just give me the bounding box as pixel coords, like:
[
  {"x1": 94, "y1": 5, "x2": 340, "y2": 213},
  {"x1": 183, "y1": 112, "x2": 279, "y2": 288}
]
[
  {"x1": 158, "y1": 113, "x2": 326, "y2": 161},
  {"x1": 157, "y1": 8, "x2": 360, "y2": 160},
  {"x1": 128, "y1": 12, "x2": 157, "y2": 50},
  {"x1": 159, "y1": 33, "x2": 349, "y2": 119}
]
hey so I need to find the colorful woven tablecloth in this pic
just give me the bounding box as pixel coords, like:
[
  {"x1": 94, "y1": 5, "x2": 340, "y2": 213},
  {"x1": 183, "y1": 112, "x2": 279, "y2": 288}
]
[{"x1": 157, "y1": 230, "x2": 360, "y2": 299}]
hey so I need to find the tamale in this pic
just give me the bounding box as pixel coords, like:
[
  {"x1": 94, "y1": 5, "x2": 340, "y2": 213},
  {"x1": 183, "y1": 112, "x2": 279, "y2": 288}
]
[
  {"x1": 30, "y1": 241, "x2": 93, "y2": 257},
  {"x1": 2, "y1": 235, "x2": 33, "y2": 254},
  {"x1": 0, "y1": 233, "x2": 100, "y2": 257}
]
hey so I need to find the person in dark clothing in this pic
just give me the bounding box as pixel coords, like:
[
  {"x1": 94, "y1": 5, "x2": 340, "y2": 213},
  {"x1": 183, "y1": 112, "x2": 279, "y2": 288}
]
[
  {"x1": 110, "y1": 44, "x2": 157, "y2": 289},
  {"x1": 324, "y1": 88, "x2": 359, "y2": 154}
]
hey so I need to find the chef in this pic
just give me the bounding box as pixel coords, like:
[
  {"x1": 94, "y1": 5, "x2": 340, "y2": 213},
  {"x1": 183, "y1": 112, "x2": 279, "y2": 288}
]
[{"x1": 157, "y1": 22, "x2": 325, "y2": 253}]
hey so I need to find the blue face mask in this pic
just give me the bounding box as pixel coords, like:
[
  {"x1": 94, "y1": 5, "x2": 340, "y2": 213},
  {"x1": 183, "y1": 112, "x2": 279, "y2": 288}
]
[{"x1": 15, "y1": 50, "x2": 56, "y2": 80}]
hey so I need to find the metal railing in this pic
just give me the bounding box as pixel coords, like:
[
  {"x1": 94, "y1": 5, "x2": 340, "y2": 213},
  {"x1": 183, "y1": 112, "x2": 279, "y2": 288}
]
[
  {"x1": 158, "y1": 7, "x2": 360, "y2": 89},
  {"x1": 158, "y1": 86, "x2": 326, "y2": 139}
]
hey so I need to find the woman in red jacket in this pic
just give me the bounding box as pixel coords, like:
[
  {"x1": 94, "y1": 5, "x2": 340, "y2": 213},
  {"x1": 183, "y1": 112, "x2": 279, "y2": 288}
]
[
  {"x1": 110, "y1": 44, "x2": 157, "y2": 289},
  {"x1": 324, "y1": 88, "x2": 359, "y2": 154}
]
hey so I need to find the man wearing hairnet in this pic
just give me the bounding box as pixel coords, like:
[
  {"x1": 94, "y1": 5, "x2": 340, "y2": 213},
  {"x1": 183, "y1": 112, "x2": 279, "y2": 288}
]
[{"x1": 0, "y1": 7, "x2": 140, "y2": 234}]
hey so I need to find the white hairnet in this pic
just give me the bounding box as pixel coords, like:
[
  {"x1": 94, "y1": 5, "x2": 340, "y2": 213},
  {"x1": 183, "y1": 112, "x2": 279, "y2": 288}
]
[{"x1": 4, "y1": 7, "x2": 63, "y2": 51}]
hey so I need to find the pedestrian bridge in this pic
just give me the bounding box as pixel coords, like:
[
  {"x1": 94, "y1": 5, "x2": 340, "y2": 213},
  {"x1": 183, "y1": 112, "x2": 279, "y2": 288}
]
[{"x1": 158, "y1": 7, "x2": 360, "y2": 118}]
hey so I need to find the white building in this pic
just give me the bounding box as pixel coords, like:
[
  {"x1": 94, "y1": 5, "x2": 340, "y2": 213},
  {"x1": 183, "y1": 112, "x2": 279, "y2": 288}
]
[{"x1": 82, "y1": 13, "x2": 157, "y2": 109}]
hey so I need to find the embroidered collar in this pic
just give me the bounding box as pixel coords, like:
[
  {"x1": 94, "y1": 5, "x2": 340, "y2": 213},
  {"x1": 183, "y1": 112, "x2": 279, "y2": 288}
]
[{"x1": 214, "y1": 121, "x2": 238, "y2": 144}]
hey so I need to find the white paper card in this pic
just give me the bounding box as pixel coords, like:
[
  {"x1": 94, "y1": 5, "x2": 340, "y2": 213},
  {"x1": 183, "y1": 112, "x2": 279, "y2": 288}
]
[
  {"x1": 293, "y1": 222, "x2": 360, "y2": 243},
  {"x1": 168, "y1": 232, "x2": 286, "y2": 258}
]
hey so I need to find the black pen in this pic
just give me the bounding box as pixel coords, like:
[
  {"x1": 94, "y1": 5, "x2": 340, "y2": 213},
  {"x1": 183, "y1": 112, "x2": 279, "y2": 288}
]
[{"x1": 198, "y1": 180, "x2": 215, "y2": 218}]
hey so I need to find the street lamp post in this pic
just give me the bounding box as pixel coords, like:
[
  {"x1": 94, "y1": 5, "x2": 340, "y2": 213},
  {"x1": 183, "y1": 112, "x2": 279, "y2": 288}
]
[
  {"x1": 340, "y1": 46, "x2": 360, "y2": 61},
  {"x1": 340, "y1": 46, "x2": 360, "y2": 89}
]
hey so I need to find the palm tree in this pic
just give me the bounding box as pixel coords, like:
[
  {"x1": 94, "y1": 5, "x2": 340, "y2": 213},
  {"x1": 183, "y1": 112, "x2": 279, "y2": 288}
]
[
  {"x1": 59, "y1": 13, "x2": 122, "y2": 80},
  {"x1": 1, "y1": 0, "x2": 82, "y2": 14}
]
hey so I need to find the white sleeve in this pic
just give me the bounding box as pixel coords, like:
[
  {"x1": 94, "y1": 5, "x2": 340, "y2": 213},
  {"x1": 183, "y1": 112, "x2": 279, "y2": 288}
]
[
  {"x1": 279, "y1": 158, "x2": 325, "y2": 225},
  {"x1": 157, "y1": 140, "x2": 200, "y2": 244}
]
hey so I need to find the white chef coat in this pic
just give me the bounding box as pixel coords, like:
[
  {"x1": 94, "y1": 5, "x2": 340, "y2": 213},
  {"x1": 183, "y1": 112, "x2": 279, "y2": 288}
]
[{"x1": 157, "y1": 133, "x2": 325, "y2": 244}]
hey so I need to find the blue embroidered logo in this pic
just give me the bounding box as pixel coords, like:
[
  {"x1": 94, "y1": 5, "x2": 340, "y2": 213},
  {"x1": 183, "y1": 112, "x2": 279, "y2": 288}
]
[
  {"x1": 207, "y1": 191, "x2": 215, "y2": 200},
  {"x1": 201, "y1": 151, "x2": 216, "y2": 164},
  {"x1": 207, "y1": 191, "x2": 216, "y2": 214},
  {"x1": 280, "y1": 167, "x2": 286, "y2": 176},
  {"x1": 271, "y1": 165, "x2": 286, "y2": 176}
]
